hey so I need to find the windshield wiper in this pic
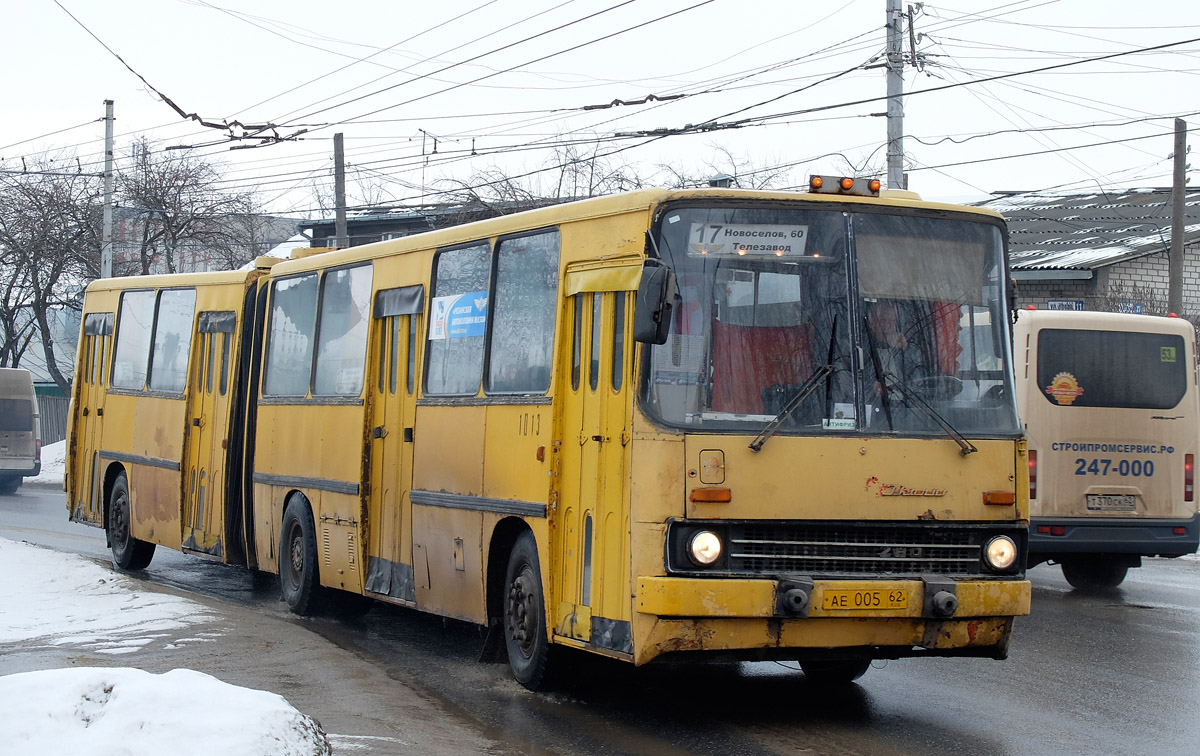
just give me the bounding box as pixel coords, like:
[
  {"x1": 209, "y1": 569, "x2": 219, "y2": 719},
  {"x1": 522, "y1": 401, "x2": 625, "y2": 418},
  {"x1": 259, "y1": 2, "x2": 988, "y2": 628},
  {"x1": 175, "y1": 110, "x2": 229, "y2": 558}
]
[
  {"x1": 749, "y1": 363, "x2": 832, "y2": 452},
  {"x1": 882, "y1": 373, "x2": 978, "y2": 456},
  {"x1": 750, "y1": 315, "x2": 839, "y2": 453}
]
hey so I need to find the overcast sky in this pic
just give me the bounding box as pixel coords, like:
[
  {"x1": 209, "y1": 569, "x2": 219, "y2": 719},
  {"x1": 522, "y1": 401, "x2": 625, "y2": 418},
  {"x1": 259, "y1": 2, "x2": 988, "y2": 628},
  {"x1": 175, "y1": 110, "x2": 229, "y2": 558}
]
[{"x1": 4, "y1": 0, "x2": 1200, "y2": 215}]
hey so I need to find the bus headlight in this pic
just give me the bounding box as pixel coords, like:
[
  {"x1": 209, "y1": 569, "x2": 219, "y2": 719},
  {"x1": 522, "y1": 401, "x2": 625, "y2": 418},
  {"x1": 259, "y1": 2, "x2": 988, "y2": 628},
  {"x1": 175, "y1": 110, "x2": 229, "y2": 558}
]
[
  {"x1": 983, "y1": 535, "x2": 1018, "y2": 571},
  {"x1": 688, "y1": 531, "x2": 723, "y2": 566}
]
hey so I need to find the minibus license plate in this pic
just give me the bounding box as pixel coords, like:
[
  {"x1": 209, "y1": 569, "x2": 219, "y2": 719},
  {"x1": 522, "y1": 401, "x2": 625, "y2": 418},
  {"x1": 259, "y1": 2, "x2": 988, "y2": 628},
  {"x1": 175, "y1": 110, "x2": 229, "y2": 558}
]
[
  {"x1": 1086, "y1": 494, "x2": 1136, "y2": 512},
  {"x1": 822, "y1": 589, "x2": 908, "y2": 611}
]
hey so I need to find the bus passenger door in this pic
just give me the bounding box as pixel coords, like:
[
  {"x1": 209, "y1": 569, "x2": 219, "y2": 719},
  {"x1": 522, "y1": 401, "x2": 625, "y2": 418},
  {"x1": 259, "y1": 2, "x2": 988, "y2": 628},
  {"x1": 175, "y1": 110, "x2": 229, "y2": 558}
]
[
  {"x1": 72, "y1": 312, "x2": 113, "y2": 524},
  {"x1": 182, "y1": 312, "x2": 235, "y2": 556},
  {"x1": 365, "y1": 285, "x2": 423, "y2": 603},
  {"x1": 556, "y1": 287, "x2": 633, "y2": 648}
]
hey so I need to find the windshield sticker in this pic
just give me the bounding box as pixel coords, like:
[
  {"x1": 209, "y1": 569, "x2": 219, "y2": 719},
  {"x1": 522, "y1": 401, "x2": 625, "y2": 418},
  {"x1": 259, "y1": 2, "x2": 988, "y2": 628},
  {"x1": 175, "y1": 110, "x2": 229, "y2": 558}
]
[
  {"x1": 1046, "y1": 372, "x2": 1084, "y2": 406},
  {"x1": 429, "y1": 291, "x2": 487, "y2": 340},
  {"x1": 1162, "y1": 346, "x2": 1177, "y2": 362},
  {"x1": 687, "y1": 223, "x2": 808, "y2": 257},
  {"x1": 822, "y1": 418, "x2": 855, "y2": 430}
]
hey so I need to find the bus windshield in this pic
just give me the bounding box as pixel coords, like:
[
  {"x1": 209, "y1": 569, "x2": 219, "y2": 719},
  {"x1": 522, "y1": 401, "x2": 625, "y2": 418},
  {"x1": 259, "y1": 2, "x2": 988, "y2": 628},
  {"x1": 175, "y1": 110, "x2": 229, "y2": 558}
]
[{"x1": 641, "y1": 204, "x2": 1020, "y2": 438}]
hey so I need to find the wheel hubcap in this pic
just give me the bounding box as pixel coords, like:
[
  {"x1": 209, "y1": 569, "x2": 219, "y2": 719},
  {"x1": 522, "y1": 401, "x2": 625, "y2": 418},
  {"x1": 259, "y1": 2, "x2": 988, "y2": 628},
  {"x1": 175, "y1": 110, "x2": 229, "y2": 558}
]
[
  {"x1": 287, "y1": 525, "x2": 304, "y2": 584},
  {"x1": 507, "y1": 566, "x2": 537, "y2": 658}
]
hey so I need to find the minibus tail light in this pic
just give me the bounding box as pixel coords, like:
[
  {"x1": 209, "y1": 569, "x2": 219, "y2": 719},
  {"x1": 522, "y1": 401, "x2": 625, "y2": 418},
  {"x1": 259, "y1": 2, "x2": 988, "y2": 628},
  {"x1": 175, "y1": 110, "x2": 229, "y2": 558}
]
[
  {"x1": 1028, "y1": 450, "x2": 1037, "y2": 499},
  {"x1": 1186, "y1": 454, "x2": 1194, "y2": 502}
]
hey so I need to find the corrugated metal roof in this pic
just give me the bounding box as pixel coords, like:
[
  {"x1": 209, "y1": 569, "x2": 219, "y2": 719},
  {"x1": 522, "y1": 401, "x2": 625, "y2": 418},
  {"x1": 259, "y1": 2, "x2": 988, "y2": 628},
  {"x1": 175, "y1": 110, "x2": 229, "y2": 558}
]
[{"x1": 979, "y1": 188, "x2": 1200, "y2": 271}]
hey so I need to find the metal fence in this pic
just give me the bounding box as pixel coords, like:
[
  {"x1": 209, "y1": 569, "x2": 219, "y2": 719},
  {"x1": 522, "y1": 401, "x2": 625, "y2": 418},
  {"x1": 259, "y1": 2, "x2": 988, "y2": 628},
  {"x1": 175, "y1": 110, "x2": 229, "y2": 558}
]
[{"x1": 38, "y1": 395, "x2": 69, "y2": 445}]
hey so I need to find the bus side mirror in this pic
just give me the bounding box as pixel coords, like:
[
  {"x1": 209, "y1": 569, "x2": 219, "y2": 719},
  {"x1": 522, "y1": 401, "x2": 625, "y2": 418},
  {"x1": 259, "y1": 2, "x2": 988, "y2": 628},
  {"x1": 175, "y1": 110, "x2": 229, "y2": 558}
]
[{"x1": 633, "y1": 262, "x2": 677, "y2": 345}]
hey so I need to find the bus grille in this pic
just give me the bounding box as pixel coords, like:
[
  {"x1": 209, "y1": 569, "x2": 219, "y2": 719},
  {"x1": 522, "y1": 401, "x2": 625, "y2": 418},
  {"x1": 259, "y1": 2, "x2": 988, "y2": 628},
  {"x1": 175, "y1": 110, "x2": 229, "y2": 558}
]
[{"x1": 728, "y1": 524, "x2": 985, "y2": 576}]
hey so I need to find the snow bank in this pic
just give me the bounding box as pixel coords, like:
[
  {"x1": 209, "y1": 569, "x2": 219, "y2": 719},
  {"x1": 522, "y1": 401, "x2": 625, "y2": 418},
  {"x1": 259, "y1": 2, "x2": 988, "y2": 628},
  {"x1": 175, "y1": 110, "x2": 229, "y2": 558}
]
[
  {"x1": 0, "y1": 667, "x2": 331, "y2": 756},
  {"x1": 26, "y1": 438, "x2": 65, "y2": 487},
  {"x1": 0, "y1": 537, "x2": 330, "y2": 754}
]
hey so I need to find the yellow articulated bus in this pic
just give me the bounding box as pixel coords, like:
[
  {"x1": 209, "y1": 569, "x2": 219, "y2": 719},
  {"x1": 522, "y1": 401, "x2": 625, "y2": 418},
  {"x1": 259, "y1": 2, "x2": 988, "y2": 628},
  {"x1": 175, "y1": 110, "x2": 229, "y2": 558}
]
[
  {"x1": 1014, "y1": 308, "x2": 1199, "y2": 588},
  {"x1": 67, "y1": 180, "x2": 1030, "y2": 688}
]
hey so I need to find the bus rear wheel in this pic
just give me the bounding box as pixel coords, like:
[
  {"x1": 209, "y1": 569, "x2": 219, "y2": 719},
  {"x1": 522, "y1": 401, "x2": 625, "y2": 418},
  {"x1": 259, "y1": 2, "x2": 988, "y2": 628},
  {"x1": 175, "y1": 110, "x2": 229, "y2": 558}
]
[
  {"x1": 1061, "y1": 556, "x2": 1128, "y2": 590},
  {"x1": 503, "y1": 531, "x2": 551, "y2": 690},
  {"x1": 108, "y1": 472, "x2": 155, "y2": 570},
  {"x1": 800, "y1": 659, "x2": 871, "y2": 685},
  {"x1": 279, "y1": 496, "x2": 321, "y2": 615}
]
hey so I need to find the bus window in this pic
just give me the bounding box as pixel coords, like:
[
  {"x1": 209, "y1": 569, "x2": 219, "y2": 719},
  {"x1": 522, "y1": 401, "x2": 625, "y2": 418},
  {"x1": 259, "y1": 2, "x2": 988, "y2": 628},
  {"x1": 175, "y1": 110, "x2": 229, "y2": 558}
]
[
  {"x1": 313, "y1": 265, "x2": 372, "y2": 397},
  {"x1": 111, "y1": 290, "x2": 156, "y2": 389},
  {"x1": 264, "y1": 274, "x2": 318, "y2": 397},
  {"x1": 148, "y1": 288, "x2": 196, "y2": 394},
  {"x1": 571, "y1": 294, "x2": 583, "y2": 392},
  {"x1": 589, "y1": 294, "x2": 602, "y2": 392},
  {"x1": 1037, "y1": 328, "x2": 1187, "y2": 409},
  {"x1": 612, "y1": 291, "x2": 626, "y2": 392},
  {"x1": 406, "y1": 317, "x2": 417, "y2": 396},
  {"x1": 487, "y1": 231, "x2": 559, "y2": 394},
  {"x1": 426, "y1": 243, "x2": 490, "y2": 396}
]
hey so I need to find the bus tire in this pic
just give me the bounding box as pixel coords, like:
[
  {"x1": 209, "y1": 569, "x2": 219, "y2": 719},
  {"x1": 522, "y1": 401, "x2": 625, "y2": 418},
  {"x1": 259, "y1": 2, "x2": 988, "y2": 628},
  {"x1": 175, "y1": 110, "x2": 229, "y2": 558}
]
[
  {"x1": 800, "y1": 659, "x2": 871, "y2": 685},
  {"x1": 108, "y1": 472, "x2": 155, "y2": 570},
  {"x1": 279, "y1": 496, "x2": 321, "y2": 615},
  {"x1": 503, "y1": 531, "x2": 551, "y2": 690},
  {"x1": 1061, "y1": 556, "x2": 1128, "y2": 590}
]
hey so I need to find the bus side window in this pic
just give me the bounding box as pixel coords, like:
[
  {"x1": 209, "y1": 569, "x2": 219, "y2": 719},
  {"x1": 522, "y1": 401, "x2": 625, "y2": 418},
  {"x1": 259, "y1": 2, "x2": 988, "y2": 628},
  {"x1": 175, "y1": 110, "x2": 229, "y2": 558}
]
[
  {"x1": 313, "y1": 265, "x2": 373, "y2": 397},
  {"x1": 426, "y1": 243, "x2": 490, "y2": 396},
  {"x1": 112, "y1": 290, "x2": 156, "y2": 390},
  {"x1": 263, "y1": 274, "x2": 319, "y2": 397},
  {"x1": 407, "y1": 316, "x2": 418, "y2": 396},
  {"x1": 612, "y1": 291, "x2": 626, "y2": 392},
  {"x1": 148, "y1": 288, "x2": 197, "y2": 394},
  {"x1": 487, "y1": 230, "x2": 560, "y2": 394},
  {"x1": 589, "y1": 294, "x2": 602, "y2": 392},
  {"x1": 571, "y1": 294, "x2": 583, "y2": 392}
]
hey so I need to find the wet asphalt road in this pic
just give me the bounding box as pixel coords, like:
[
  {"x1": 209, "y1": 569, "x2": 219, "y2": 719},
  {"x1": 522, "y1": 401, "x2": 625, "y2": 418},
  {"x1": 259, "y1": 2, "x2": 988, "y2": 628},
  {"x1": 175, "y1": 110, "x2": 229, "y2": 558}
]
[{"x1": 5, "y1": 485, "x2": 1200, "y2": 756}]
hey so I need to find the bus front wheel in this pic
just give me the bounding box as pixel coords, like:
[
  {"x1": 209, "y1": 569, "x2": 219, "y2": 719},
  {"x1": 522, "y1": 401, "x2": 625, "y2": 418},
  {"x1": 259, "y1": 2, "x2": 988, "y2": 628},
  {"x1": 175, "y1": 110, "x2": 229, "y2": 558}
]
[
  {"x1": 279, "y1": 497, "x2": 321, "y2": 615},
  {"x1": 1061, "y1": 556, "x2": 1128, "y2": 590},
  {"x1": 108, "y1": 472, "x2": 155, "y2": 570},
  {"x1": 503, "y1": 531, "x2": 551, "y2": 690}
]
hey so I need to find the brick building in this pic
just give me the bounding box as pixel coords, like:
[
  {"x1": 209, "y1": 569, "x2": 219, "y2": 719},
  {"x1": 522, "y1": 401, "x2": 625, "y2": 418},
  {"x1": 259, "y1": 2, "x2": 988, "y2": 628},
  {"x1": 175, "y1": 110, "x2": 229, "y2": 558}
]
[{"x1": 979, "y1": 188, "x2": 1200, "y2": 316}]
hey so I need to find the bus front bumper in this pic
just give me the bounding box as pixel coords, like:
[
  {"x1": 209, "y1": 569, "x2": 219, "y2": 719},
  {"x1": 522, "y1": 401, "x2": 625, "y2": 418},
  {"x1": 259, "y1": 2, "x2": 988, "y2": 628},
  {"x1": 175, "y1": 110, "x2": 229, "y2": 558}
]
[
  {"x1": 633, "y1": 576, "x2": 1030, "y2": 666},
  {"x1": 1028, "y1": 512, "x2": 1200, "y2": 558}
]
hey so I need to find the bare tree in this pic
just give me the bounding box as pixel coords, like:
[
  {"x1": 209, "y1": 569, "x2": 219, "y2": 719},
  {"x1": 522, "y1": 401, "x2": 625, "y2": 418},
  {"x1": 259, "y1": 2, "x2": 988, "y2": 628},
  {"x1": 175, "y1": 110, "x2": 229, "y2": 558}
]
[
  {"x1": 0, "y1": 157, "x2": 101, "y2": 391},
  {"x1": 119, "y1": 138, "x2": 254, "y2": 274}
]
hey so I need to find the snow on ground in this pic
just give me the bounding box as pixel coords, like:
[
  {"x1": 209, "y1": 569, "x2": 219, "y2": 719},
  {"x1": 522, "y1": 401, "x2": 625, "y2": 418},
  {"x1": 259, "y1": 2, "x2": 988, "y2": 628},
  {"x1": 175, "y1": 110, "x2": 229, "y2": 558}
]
[
  {"x1": 1, "y1": 667, "x2": 330, "y2": 756},
  {"x1": 0, "y1": 537, "x2": 331, "y2": 755},
  {"x1": 26, "y1": 438, "x2": 64, "y2": 486}
]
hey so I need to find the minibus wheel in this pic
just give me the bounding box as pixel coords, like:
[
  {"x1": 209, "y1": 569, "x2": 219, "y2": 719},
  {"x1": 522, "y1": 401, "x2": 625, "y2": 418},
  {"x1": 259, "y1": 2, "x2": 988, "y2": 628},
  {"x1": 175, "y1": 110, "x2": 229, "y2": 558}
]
[
  {"x1": 800, "y1": 659, "x2": 871, "y2": 685},
  {"x1": 0, "y1": 476, "x2": 19, "y2": 495},
  {"x1": 108, "y1": 472, "x2": 155, "y2": 570},
  {"x1": 279, "y1": 496, "x2": 321, "y2": 615},
  {"x1": 1061, "y1": 556, "x2": 1128, "y2": 590},
  {"x1": 503, "y1": 531, "x2": 550, "y2": 689}
]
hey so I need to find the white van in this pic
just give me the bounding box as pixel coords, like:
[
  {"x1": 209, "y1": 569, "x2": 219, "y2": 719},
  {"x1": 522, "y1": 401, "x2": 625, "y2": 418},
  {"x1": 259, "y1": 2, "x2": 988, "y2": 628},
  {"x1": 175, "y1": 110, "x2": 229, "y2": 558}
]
[
  {"x1": 1014, "y1": 309, "x2": 1199, "y2": 588},
  {"x1": 0, "y1": 368, "x2": 41, "y2": 494}
]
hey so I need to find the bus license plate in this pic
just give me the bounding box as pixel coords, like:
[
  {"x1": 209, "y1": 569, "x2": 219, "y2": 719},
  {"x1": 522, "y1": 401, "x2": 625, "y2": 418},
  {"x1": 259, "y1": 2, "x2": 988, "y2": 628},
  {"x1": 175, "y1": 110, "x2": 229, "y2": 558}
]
[
  {"x1": 822, "y1": 589, "x2": 908, "y2": 611},
  {"x1": 1086, "y1": 494, "x2": 1136, "y2": 512}
]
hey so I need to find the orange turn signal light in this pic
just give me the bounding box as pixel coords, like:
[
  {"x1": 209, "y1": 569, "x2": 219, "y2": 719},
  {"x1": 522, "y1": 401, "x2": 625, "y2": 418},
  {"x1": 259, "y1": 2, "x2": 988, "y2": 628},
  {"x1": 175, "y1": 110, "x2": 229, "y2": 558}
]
[
  {"x1": 983, "y1": 490, "x2": 1016, "y2": 506},
  {"x1": 690, "y1": 487, "x2": 732, "y2": 503},
  {"x1": 868, "y1": 179, "x2": 882, "y2": 192},
  {"x1": 839, "y1": 176, "x2": 855, "y2": 191},
  {"x1": 810, "y1": 176, "x2": 824, "y2": 190}
]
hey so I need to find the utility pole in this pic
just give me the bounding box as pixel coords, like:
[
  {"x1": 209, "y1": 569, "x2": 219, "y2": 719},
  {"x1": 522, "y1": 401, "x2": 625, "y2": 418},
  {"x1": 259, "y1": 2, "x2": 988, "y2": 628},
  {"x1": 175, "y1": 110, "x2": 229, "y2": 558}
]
[
  {"x1": 1169, "y1": 118, "x2": 1187, "y2": 314},
  {"x1": 886, "y1": 0, "x2": 906, "y2": 190},
  {"x1": 333, "y1": 133, "x2": 348, "y2": 248},
  {"x1": 101, "y1": 99, "x2": 114, "y2": 278}
]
